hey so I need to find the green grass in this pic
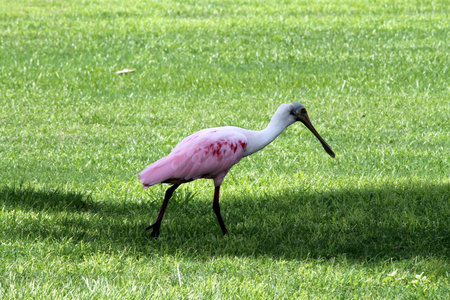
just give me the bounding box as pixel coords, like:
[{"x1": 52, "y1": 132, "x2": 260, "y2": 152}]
[{"x1": 1, "y1": 0, "x2": 449, "y2": 298}]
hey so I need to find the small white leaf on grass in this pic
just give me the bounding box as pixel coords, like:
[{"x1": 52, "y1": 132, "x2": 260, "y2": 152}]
[
  {"x1": 115, "y1": 69, "x2": 135, "y2": 74},
  {"x1": 177, "y1": 263, "x2": 182, "y2": 287}
]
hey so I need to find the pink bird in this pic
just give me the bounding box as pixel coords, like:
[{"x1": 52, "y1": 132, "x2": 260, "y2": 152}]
[{"x1": 139, "y1": 102, "x2": 335, "y2": 238}]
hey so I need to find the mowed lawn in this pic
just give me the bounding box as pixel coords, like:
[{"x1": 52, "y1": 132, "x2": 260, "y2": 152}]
[{"x1": 1, "y1": 0, "x2": 449, "y2": 298}]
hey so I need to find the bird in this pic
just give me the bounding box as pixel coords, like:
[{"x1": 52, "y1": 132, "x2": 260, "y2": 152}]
[{"x1": 139, "y1": 102, "x2": 335, "y2": 238}]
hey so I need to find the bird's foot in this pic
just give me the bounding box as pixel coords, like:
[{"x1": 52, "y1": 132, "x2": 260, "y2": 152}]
[{"x1": 145, "y1": 222, "x2": 160, "y2": 239}]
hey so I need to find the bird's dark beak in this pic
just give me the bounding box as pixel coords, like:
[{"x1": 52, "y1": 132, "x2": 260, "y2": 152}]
[{"x1": 298, "y1": 111, "x2": 335, "y2": 158}]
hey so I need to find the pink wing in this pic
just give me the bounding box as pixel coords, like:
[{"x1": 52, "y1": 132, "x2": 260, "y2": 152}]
[{"x1": 139, "y1": 128, "x2": 248, "y2": 188}]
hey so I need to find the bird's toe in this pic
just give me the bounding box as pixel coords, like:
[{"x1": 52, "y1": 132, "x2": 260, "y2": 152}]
[
  {"x1": 149, "y1": 229, "x2": 160, "y2": 239},
  {"x1": 146, "y1": 223, "x2": 160, "y2": 238}
]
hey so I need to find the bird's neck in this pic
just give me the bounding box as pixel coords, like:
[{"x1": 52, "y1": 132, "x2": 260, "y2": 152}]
[{"x1": 243, "y1": 113, "x2": 295, "y2": 156}]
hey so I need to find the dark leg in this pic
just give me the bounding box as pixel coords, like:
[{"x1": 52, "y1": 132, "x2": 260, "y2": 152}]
[
  {"x1": 146, "y1": 183, "x2": 180, "y2": 238},
  {"x1": 212, "y1": 186, "x2": 228, "y2": 235}
]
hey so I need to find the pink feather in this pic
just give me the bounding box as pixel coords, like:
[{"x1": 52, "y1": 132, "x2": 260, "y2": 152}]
[{"x1": 139, "y1": 128, "x2": 248, "y2": 188}]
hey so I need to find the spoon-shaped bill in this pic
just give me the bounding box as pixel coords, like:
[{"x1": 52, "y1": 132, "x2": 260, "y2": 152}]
[{"x1": 299, "y1": 113, "x2": 335, "y2": 158}]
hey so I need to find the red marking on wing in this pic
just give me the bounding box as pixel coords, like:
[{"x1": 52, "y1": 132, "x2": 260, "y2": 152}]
[{"x1": 202, "y1": 140, "x2": 246, "y2": 159}]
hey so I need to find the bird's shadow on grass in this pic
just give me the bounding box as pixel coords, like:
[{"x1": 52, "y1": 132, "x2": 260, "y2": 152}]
[{"x1": 1, "y1": 182, "x2": 449, "y2": 262}]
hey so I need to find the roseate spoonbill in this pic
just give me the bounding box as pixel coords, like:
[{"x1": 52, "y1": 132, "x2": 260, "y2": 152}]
[{"x1": 139, "y1": 102, "x2": 335, "y2": 238}]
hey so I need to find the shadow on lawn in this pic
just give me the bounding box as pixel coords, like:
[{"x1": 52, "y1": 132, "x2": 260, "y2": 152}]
[{"x1": 1, "y1": 182, "x2": 449, "y2": 261}]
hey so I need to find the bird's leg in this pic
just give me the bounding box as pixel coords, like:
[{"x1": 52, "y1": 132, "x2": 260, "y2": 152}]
[
  {"x1": 212, "y1": 186, "x2": 228, "y2": 235},
  {"x1": 146, "y1": 183, "x2": 180, "y2": 238}
]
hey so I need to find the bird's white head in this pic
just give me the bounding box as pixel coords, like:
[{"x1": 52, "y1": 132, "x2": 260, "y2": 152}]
[{"x1": 286, "y1": 102, "x2": 335, "y2": 158}]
